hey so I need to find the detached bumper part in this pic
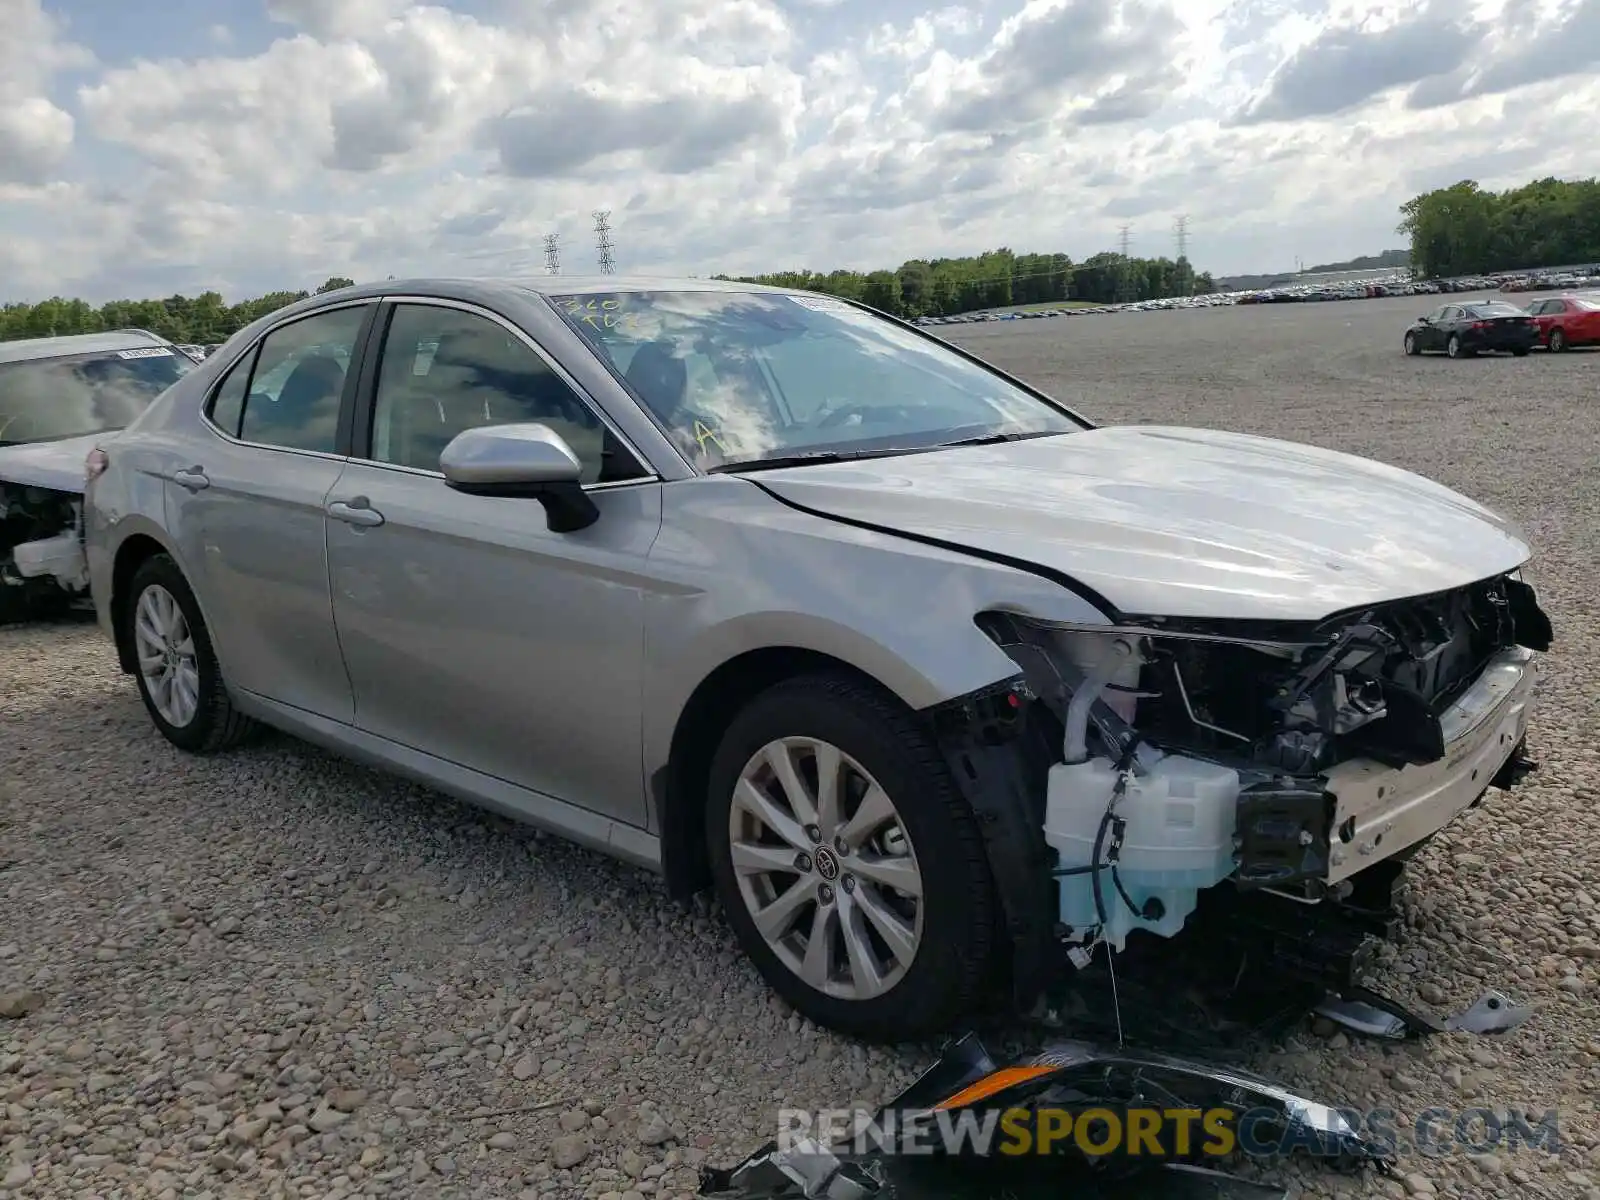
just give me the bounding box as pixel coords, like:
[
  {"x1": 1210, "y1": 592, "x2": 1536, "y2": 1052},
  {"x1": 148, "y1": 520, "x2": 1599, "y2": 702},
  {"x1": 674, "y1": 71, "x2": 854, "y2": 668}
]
[
  {"x1": 11, "y1": 530, "x2": 89, "y2": 591},
  {"x1": 700, "y1": 1032, "x2": 1392, "y2": 1200},
  {"x1": 1315, "y1": 987, "x2": 1535, "y2": 1041}
]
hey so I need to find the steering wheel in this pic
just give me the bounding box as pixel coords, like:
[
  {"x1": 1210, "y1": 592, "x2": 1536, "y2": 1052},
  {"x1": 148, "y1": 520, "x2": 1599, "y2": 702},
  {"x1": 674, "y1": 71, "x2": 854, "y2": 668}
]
[{"x1": 815, "y1": 402, "x2": 879, "y2": 429}]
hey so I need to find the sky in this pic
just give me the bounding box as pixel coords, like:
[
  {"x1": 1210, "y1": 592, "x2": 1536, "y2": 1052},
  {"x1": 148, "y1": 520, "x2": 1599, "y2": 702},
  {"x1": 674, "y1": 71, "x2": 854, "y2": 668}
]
[{"x1": 1, "y1": 0, "x2": 1596, "y2": 304}]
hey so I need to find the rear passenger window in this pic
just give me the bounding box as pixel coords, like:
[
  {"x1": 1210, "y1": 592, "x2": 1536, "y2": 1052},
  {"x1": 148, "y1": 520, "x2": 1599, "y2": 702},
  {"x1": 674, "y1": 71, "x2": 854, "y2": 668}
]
[
  {"x1": 237, "y1": 306, "x2": 368, "y2": 453},
  {"x1": 207, "y1": 348, "x2": 255, "y2": 438}
]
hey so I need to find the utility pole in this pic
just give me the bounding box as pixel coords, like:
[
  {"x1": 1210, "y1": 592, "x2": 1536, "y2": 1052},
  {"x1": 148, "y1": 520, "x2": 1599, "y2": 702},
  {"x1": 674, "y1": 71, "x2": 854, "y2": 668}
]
[
  {"x1": 1174, "y1": 214, "x2": 1191, "y2": 295},
  {"x1": 593, "y1": 211, "x2": 616, "y2": 275},
  {"x1": 543, "y1": 233, "x2": 560, "y2": 274},
  {"x1": 1115, "y1": 225, "x2": 1136, "y2": 304}
]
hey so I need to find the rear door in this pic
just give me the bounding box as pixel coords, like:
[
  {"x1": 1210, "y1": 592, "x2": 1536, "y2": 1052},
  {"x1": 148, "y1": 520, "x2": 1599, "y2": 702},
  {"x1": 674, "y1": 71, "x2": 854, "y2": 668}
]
[
  {"x1": 323, "y1": 298, "x2": 665, "y2": 821},
  {"x1": 168, "y1": 302, "x2": 376, "y2": 722}
]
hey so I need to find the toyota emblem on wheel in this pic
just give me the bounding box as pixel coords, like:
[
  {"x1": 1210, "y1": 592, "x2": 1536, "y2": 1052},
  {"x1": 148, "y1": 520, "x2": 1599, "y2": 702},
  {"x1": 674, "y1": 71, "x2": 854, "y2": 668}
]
[{"x1": 813, "y1": 847, "x2": 840, "y2": 881}]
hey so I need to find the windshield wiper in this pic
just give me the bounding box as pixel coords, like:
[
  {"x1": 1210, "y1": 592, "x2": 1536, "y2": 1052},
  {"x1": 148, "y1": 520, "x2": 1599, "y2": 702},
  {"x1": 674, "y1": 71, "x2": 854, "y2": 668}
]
[
  {"x1": 708, "y1": 448, "x2": 910, "y2": 474},
  {"x1": 930, "y1": 429, "x2": 1063, "y2": 449},
  {"x1": 709, "y1": 429, "x2": 1066, "y2": 474}
]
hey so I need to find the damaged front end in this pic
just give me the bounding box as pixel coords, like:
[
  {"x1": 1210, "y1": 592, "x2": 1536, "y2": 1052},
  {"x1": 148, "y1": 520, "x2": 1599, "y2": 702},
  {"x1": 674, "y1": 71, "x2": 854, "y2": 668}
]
[
  {"x1": 0, "y1": 480, "x2": 90, "y2": 623},
  {"x1": 932, "y1": 571, "x2": 1552, "y2": 1026},
  {"x1": 700, "y1": 1032, "x2": 1393, "y2": 1199}
]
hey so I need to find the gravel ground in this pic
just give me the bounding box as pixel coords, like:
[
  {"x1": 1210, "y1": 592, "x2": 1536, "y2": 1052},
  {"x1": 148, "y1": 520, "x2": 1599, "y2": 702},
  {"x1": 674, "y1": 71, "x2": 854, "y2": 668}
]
[{"x1": 3, "y1": 291, "x2": 1599, "y2": 1200}]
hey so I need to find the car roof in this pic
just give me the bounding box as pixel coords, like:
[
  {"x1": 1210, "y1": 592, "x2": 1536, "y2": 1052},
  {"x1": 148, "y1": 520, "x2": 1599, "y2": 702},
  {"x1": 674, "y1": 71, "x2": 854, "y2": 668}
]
[
  {"x1": 0, "y1": 328, "x2": 172, "y2": 365},
  {"x1": 307, "y1": 275, "x2": 808, "y2": 306}
]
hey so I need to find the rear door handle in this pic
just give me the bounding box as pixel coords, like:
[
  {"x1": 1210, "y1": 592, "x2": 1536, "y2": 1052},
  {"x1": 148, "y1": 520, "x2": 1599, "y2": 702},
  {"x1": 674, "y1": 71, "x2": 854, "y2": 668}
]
[
  {"x1": 327, "y1": 498, "x2": 385, "y2": 527},
  {"x1": 172, "y1": 467, "x2": 209, "y2": 491}
]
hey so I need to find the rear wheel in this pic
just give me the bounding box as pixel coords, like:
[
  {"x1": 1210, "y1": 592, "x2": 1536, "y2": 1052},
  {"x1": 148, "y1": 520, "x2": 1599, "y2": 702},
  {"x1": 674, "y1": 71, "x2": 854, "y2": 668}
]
[
  {"x1": 706, "y1": 673, "x2": 997, "y2": 1041},
  {"x1": 1447, "y1": 334, "x2": 1466, "y2": 358},
  {"x1": 1550, "y1": 328, "x2": 1568, "y2": 353},
  {"x1": 125, "y1": 553, "x2": 259, "y2": 753}
]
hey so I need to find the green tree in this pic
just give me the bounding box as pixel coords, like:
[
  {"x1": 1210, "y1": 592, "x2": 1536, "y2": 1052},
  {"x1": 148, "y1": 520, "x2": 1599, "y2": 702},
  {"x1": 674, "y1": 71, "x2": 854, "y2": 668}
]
[{"x1": 1399, "y1": 176, "x2": 1600, "y2": 277}]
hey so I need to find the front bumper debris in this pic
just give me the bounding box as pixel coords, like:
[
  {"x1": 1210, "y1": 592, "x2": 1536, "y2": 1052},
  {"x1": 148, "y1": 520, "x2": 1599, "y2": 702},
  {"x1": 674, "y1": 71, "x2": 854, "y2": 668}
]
[
  {"x1": 700, "y1": 1032, "x2": 1393, "y2": 1199},
  {"x1": 1315, "y1": 987, "x2": 1535, "y2": 1041},
  {"x1": 1321, "y1": 647, "x2": 1537, "y2": 883},
  {"x1": 11, "y1": 529, "x2": 89, "y2": 592}
]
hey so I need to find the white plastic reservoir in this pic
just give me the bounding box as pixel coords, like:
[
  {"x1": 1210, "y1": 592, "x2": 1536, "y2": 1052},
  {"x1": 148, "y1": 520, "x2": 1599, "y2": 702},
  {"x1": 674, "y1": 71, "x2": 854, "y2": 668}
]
[{"x1": 1044, "y1": 750, "x2": 1241, "y2": 951}]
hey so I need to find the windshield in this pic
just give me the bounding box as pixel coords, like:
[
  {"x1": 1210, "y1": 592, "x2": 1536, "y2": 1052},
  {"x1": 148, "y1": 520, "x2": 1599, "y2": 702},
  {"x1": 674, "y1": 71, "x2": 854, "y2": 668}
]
[
  {"x1": 549, "y1": 290, "x2": 1083, "y2": 469},
  {"x1": 1466, "y1": 303, "x2": 1527, "y2": 318},
  {"x1": 0, "y1": 346, "x2": 193, "y2": 445}
]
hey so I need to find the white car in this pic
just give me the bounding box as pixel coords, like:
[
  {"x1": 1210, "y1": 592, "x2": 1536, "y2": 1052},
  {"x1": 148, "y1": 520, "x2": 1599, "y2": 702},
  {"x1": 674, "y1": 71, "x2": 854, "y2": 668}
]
[{"x1": 0, "y1": 329, "x2": 194, "y2": 622}]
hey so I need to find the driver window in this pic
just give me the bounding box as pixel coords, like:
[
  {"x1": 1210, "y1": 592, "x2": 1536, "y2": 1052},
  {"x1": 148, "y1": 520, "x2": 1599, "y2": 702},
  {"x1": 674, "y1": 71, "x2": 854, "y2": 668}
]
[{"x1": 368, "y1": 305, "x2": 609, "y2": 482}]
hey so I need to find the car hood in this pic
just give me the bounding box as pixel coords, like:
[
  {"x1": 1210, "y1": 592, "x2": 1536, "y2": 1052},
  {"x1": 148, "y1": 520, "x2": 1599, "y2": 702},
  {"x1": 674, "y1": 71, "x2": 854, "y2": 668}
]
[
  {"x1": 0, "y1": 432, "x2": 102, "y2": 494},
  {"x1": 751, "y1": 425, "x2": 1532, "y2": 623}
]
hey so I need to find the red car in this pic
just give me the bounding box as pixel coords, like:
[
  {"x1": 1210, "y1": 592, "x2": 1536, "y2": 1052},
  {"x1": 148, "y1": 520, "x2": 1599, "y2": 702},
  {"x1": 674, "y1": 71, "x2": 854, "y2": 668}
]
[{"x1": 1527, "y1": 295, "x2": 1600, "y2": 351}]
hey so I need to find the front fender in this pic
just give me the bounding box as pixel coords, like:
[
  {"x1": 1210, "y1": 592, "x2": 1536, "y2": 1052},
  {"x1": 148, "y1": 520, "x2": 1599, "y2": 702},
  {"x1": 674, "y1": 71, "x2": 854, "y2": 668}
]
[{"x1": 640, "y1": 478, "x2": 1111, "y2": 816}]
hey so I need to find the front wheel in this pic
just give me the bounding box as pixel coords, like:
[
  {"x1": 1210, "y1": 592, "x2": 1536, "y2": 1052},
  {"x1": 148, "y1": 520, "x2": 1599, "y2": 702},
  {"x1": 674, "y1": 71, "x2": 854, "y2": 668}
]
[
  {"x1": 125, "y1": 553, "x2": 259, "y2": 753},
  {"x1": 706, "y1": 673, "x2": 998, "y2": 1041},
  {"x1": 1404, "y1": 332, "x2": 1420, "y2": 356}
]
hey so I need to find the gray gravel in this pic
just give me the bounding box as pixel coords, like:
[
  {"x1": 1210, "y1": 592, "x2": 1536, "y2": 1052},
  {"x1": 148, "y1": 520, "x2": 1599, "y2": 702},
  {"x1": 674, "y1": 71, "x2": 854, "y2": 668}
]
[{"x1": 3, "y1": 291, "x2": 1599, "y2": 1199}]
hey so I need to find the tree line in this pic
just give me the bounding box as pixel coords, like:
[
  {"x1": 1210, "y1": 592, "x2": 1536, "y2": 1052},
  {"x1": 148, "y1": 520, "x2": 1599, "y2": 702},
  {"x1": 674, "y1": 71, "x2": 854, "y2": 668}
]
[
  {"x1": 718, "y1": 249, "x2": 1216, "y2": 317},
  {"x1": 1, "y1": 246, "x2": 1220, "y2": 345},
  {"x1": 0, "y1": 278, "x2": 356, "y2": 345},
  {"x1": 1400, "y1": 177, "x2": 1600, "y2": 279}
]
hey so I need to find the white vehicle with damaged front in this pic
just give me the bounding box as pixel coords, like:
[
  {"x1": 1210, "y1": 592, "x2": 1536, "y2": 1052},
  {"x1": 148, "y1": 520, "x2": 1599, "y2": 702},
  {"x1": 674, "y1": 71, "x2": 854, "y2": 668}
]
[
  {"x1": 79, "y1": 278, "x2": 1551, "y2": 1044},
  {"x1": 0, "y1": 329, "x2": 193, "y2": 623}
]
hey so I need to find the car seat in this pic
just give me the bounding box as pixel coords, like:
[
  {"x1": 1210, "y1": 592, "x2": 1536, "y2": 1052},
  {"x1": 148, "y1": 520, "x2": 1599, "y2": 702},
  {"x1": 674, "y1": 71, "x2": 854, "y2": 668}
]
[{"x1": 251, "y1": 353, "x2": 345, "y2": 447}]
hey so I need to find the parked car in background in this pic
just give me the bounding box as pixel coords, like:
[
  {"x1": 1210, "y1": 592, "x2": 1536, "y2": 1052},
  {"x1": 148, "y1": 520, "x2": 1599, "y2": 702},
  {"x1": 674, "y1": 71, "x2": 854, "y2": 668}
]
[
  {"x1": 83, "y1": 277, "x2": 1551, "y2": 1041},
  {"x1": 1404, "y1": 301, "x2": 1538, "y2": 358},
  {"x1": 1526, "y1": 295, "x2": 1600, "y2": 351},
  {"x1": 0, "y1": 329, "x2": 194, "y2": 623}
]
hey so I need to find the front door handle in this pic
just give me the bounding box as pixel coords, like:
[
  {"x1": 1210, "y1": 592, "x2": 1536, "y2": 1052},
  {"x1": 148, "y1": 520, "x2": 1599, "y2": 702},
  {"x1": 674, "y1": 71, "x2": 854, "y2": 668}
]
[
  {"x1": 172, "y1": 467, "x2": 209, "y2": 491},
  {"x1": 327, "y1": 498, "x2": 385, "y2": 527}
]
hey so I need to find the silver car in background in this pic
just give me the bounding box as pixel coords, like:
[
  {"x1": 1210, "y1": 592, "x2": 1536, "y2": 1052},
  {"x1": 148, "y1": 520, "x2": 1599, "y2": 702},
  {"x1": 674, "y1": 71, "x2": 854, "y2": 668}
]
[{"x1": 82, "y1": 277, "x2": 1552, "y2": 1040}]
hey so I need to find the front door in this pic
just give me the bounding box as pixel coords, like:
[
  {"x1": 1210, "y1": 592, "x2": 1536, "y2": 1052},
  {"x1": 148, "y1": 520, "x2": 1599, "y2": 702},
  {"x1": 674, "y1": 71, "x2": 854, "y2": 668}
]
[
  {"x1": 168, "y1": 303, "x2": 372, "y2": 722},
  {"x1": 324, "y1": 301, "x2": 664, "y2": 821}
]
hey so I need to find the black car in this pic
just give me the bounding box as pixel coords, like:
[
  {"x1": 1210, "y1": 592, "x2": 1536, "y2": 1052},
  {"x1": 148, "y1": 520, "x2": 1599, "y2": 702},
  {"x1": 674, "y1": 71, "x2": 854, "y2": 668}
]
[{"x1": 1404, "y1": 301, "x2": 1537, "y2": 358}]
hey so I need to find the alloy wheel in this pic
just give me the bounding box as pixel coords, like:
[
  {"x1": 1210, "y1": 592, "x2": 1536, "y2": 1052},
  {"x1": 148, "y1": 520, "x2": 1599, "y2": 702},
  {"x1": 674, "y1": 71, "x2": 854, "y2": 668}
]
[
  {"x1": 727, "y1": 737, "x2": 923, "y2": 1001},
  {"x1": 134, "y1": 583, "x2": 200, "y2": 728}
]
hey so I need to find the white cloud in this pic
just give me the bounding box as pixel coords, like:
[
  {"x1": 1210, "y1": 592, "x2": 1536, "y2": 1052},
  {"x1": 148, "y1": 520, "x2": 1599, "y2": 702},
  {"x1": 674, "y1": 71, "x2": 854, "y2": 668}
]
[
  {"x1": 0, "y1": 0, "x2": 1596, "y2": 301},
  {"x1": 0, "y1": 0, "x2": 91, "y2": 186}
]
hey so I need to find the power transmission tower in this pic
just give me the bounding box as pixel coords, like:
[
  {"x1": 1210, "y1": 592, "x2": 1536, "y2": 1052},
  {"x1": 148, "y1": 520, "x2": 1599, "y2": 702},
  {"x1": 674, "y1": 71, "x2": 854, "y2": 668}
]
[
  {"x1": 593, "y1": 211, "x2": 616, "y2": 275},
  {"x1": 1174, "y1": 214, "x2": 1191, "y2": 295},
  {"x1": 543, "y1": 233, "x2": 560, "y2": 274},
  {"x1": 1115, "y1": 225, "x2": 1136, "y2": 303}
]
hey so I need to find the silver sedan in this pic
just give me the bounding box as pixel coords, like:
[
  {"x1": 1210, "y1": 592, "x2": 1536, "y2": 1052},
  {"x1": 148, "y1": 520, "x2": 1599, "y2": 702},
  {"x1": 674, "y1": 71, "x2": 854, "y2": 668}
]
[{"x1": 83, "y1": 277, "x2": 1551, "y2": 1041}]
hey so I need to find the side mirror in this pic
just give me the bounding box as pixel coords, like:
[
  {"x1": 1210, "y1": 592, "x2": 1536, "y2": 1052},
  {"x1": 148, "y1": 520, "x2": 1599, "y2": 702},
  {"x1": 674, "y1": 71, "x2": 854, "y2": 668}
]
[
  {"x1": 1417, "y1": 316, "x2": 1431, "y2": 324},
  {"x1": 439, "y1": 423, "x2": 599, "y2": 533}
]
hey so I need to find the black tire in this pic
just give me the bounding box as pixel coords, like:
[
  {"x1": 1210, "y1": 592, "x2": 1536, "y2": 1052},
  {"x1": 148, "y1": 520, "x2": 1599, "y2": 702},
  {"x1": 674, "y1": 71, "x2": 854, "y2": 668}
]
[
  {"x1": 706, "y1": 673, "x2": 997, "y2": 1041},
  {"x1": 1512, "y1": 346, "x2": 1530, "y2": 357},
  {"x1": 124, "y1": 553, "x2": 258, "y2": 753},
  {"x1": 1446, "y1": 334, "x2": 1467, "y2": 358},
  {"x1": 1549, "y1": 328, "x2": 1567, "y2": 353},
  {"x1": 1403, "y1": 332, "x2": 1420, "y2": 356}
]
